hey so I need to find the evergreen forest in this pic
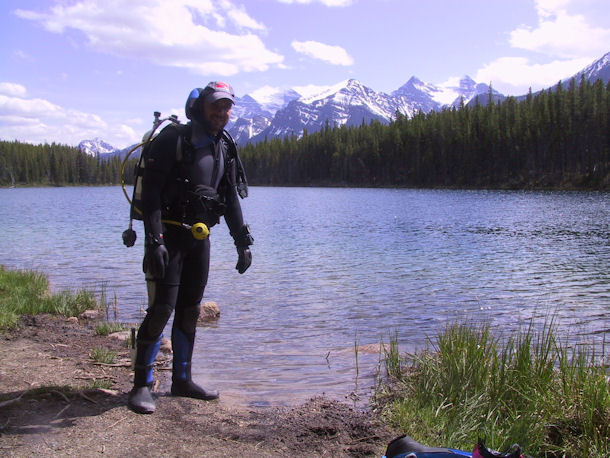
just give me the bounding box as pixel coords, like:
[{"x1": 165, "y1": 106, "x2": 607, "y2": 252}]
[
  {"x1": 0, "y1": 141, "x2": 128, "y2": 187},
  {"x1": 240, "y1": 77, "x2": 609, "y2": 190},
  {"x1": 1, "y1": 76, "x2": 609, "y2": 190}
]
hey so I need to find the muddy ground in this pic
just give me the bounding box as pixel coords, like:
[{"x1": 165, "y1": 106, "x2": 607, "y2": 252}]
[{"x1": 0, "y1": 314, "x2": 398, "y2": 457}]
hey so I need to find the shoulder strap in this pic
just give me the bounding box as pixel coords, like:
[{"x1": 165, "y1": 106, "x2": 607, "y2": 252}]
[
  {"x1": 175, "y1": 123, "x2": 192, "y2": 163},
  {"x1": 222, "y1": 129, "x2": 248, "y2": 198},
  {"x1": 176, "y1": 135, "x2": 182, "y2": 162}
]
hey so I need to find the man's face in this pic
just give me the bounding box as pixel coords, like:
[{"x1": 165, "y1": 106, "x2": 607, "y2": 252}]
[{"x1": 201, "y1": 98, "x2": 233, "y2": 135}]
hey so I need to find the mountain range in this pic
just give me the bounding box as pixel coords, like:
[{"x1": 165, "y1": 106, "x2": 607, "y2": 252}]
[
  {"x1": 81, "y1": 51, "x2": 610, "y2": 157},
  {"x1": 226, "y1": 76, "x2": 502, "y2": 146}
]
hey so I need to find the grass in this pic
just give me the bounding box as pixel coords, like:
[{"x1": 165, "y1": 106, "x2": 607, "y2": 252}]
[
  {"x1": 374, "y1": 318, "x2": 609, "y2": 457},
  {"x1": 95, "y1": 321, "x2": 128, "y2": 336},
  {"x1": 89, "y1": 347, "x2": 117, "y2": 364},
  {"x1": 98, "y1": 282, "x2": 120, "y2": 322},
  {"x1": 0, "y1": 265, "x2": 102, "y2": 331},
  {"x1": 0, "y1": 266, "x2": 119, "y2": 399},
  {"x1": 88, "y1": 378, "x2": 114, "y2": 390}
]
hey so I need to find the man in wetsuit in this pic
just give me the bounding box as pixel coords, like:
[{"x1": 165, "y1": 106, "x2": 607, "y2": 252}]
[{"x1": 128, "y1": 81, "x2": 253, "y2": 414}]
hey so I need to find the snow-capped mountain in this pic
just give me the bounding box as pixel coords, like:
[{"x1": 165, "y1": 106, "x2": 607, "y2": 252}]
[
  {"x1": 78, "y1": 137, "x2": 119, "y2": 156},
  {"x1": 226, "y1": 88, "x2": 302, "y2": 144},
  {"x1": 249, "y1": 86, "x2": 302, "y2": 114},
  {"x1": 226, "y1": 95, "x2": 275, "y2": 145},
  {"x1": 571, "y1": 51, "x2": 610, "y2": 85},
  {"x1": 79, "y1": 51, "x2": 610, "y2": 153},
  {"x1": 392, "y1": 77, "x2": 444, "y2": 114},
  {"x1": 251, "y1": 79, "x2": 396, "y2": 142},
  {"x1": 245, "y1": 76, "x2": 497, "y2": 144},
  {"x1": 392, "y1": 75, "x2": 496, "y2": 112}
]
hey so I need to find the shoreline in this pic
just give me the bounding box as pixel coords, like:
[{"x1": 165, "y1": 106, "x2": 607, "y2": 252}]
[
  {"x1": 0, "y1": 313, "x2": 396, "y2": 456},
  {"x1": 1, "y1": 261, "x2": 607, "y2": 456}
]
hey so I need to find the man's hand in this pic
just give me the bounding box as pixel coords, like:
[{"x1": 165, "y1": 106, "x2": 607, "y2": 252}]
[
  {"x1": 236, "y1": 247, "x2": 252, "y2": 274},
  {"x1": 144, "y1": 244, "x2": 169, "y2": 279}
]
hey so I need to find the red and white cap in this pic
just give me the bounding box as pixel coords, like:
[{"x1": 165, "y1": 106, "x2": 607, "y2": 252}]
[{"x1": 204, "y1": 81, "x2": 235, "y2": 104}]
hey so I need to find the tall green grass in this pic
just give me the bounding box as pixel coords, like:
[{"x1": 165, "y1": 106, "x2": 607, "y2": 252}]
[
  {"x1": 0, "y1": 266, "x2": 100, "y2": 331},
  {"x1": 375, "y1": 318, "x2": 609, "y2": 457},
  {"x1": 94, "y1": 320, "x2": 128, "y2": 336},
  {"x1": 89, "y1": 346, "x2": 117, "y2": 364}
]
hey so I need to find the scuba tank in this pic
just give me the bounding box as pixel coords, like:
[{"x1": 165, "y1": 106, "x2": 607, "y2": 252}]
[{"x1": 129, "y1": 111, "x2": 178, "y2": 222}]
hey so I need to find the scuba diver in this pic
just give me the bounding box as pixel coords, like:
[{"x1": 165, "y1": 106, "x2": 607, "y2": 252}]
[{"x1": 128, "y1": 81, "x2": 253, "y2": 414}]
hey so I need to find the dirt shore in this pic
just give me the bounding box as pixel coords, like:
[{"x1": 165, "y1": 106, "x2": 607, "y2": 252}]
[{"x1": 0, "y1": 314, "x2": 397, "y2": 457}]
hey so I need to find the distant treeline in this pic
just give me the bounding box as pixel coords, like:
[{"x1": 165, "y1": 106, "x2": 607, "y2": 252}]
[
  {"x1": 240, "y1": 76, "x2": 609, "y2": 190},
  {"x1": 0, "y1": 141, "x2": 130, "y2": 186},
  {"x1": 1, "y1": 76, "x2": 609, "y2": 190}
]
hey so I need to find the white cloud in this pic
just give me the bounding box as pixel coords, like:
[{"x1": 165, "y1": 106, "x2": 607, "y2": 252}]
[
  {"x1": 276, "y1": 0, "x2": 353, "y2": 6},
  {"x1": 474, "y1": 0, "x2": 610, "y2": 95},
  {"x1": 223, "y1": 2, "x2": 267, "y2": 31},
  {"x1": 0, "y1": 83, "x2": 28, "y2": 97},
  {"x1": 292, "y1": 40, "x2": 354, "y2": 66},
  {"x1": 13, "y1": 49, "x2": 34, "y2": 62},
  {"x1": 0, "y1": 87, "x2": 139, "y2": 147},
  {"x1": 14, "y1": 0, "x2": 283, "y2": 76},
  {"x1": 534, "y1": 0, "x2": 571, "y2": 18},
  {"x1": 510, "y1": 1, "x2": 610, "y2": 58},
  {"x1": 475, "y1": 56, "x2": 594, "y2": 94}
]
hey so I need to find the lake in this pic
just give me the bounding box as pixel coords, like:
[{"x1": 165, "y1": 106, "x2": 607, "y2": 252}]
[{"x1": 1, "y1": 186, "x2": 608, "y2": 406}]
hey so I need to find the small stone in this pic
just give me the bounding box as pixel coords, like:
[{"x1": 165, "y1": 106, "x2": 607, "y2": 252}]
[
  {"x1": 160, "y1": 337, "x2": 172, "y2": 354},
  {"x1": 79, "y1": 309, "x2": 103, "y2": 321},
  {"x1": 109, "y1": 330, "x2": 131, "y2": 343},
  {"x1": 198, "y1": 301, "x2": 220, "y2": 324}
]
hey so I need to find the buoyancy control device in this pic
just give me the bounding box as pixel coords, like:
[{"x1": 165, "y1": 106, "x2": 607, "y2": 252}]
[{"x1": 120, "y1": 111, "x2": 248, "y2": 247}]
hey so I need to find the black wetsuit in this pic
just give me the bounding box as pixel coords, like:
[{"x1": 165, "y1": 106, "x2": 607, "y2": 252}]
[{"x1": 134, "y1": 120, "x2": 247, "y2": 387}]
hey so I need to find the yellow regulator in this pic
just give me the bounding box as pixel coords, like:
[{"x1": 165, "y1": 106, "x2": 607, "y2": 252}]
[{"x1": 191, "y1": 222, "x2": 210, "y2": 240}]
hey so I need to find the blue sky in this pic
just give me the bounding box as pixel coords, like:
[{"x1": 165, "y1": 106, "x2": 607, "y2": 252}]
[{"x1": 1, "y1": 0, "x2": 609, "y2": 149}]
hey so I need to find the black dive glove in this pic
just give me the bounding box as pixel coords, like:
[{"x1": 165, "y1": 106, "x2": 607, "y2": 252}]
[
  {"x1": 232, "y1": 225, "x2": 253, "y2": 274},
  {"x1": 236, "y1": 247, "x2": 252, "y2": 274},
  {"x1": 143, "y1": 235, "x2": 168, "y2": 279}
]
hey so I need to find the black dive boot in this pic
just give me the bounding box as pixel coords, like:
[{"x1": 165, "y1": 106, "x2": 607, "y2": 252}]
[
  {"x1": 170, "y1": 327, "x2": 219, "y2": 401},
  {"x1": 171, "y1": 368, "x2": 219, "y2": 400},
  {"x1": 128, "y1": 338, "x2": 161, "y2": 414},
  {"x1": 128, "y1": 384, "x2": 155, "y2": 414}
]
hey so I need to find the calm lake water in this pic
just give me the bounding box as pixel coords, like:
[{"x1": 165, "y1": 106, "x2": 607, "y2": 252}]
[{"x1": 1, "y1": 186, "x2": 608, "y2": 406}]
